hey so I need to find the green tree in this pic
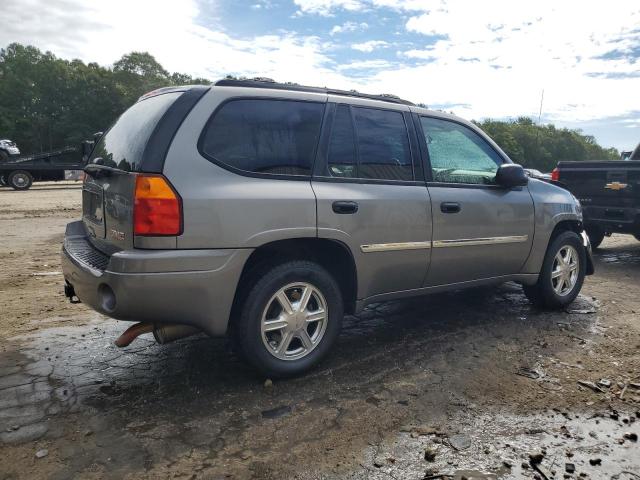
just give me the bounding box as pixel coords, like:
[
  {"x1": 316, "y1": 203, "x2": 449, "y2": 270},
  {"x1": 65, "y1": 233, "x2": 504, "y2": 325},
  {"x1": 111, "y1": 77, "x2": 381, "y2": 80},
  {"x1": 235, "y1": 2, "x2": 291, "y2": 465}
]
[
  {"x1": 475, "y1": 117, "x2": 619, "y2": 172},
  {"x1": 0, "y1": 43, "x2": 211, "y2": 155}
]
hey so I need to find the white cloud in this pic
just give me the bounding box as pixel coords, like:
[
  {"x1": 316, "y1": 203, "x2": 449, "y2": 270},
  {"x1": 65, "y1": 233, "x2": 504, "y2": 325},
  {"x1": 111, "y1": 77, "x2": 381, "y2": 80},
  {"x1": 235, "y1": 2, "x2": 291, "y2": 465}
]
[
  {"x1": 393, "y1": 1, "x2": 640, "y2": 122},
  {"x1": 338, "y1": 59, "x2": 393, "y2": 70},
  {"x1": 351, "y1": 40, "x2": 389, "y2": 52},
  {"x1": 293, "y1": 0, "x2": 365, "y2": 16},
  {"x1": 1, "y1": 0, "x2": 639, "y2": 139},
  {"x1": 330, "y1": 21, "x2": 368, "y2": 35},
  {"x1": 0, "y1": 0, "x2": 352, "y2": 88}
]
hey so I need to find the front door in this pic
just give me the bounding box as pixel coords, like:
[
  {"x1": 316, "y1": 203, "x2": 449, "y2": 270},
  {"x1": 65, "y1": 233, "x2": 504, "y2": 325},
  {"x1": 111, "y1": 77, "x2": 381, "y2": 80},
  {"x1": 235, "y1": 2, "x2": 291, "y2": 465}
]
[
  {"x1": 417, "y1": 115, "x2": 535, "y2": 286},
  {"x1": 312, "y1": 102, "x2": 432, "y2": 299}
]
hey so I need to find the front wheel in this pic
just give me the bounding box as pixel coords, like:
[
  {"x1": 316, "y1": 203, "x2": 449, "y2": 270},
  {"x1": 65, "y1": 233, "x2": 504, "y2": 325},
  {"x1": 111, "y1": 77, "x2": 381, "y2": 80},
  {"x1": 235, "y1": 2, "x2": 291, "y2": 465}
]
[
  {"x1": 233, "y1": 261, "x2": 343, "y2": 378},
  {"x1": 523, "y1": 231, "x2": 586, "y2": 309}
]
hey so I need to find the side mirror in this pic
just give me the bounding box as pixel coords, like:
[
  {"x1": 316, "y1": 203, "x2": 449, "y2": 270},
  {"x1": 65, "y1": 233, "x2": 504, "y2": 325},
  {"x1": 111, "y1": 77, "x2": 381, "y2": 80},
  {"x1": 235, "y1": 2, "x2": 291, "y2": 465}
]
[{"x1": 495, "y1": 163, "x2": 528, "y2": 188}]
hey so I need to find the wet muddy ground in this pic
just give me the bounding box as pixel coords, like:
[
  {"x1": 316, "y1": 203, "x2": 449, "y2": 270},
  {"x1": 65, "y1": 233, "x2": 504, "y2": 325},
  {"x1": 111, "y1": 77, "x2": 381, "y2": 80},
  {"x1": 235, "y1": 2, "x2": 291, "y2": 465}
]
[{"x1": 1, "y1": 183, "x2": 639, "y2": 479}]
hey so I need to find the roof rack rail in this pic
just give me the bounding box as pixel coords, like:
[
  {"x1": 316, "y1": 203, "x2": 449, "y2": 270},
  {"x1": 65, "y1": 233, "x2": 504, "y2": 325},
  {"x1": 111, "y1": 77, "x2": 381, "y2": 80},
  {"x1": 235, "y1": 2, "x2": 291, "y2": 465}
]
[{"x1": 214, "y1": 78, "x2": 415, "y2": 106}]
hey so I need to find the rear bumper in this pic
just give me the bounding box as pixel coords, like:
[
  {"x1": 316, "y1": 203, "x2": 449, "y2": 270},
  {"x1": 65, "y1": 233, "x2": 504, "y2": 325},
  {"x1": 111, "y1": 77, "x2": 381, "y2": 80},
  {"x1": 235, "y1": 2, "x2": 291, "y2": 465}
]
[
  {"x1": 583, "y1": 206, "x2": 640, "y2": 234},
  {"x1": 61, "y1": 221, "x2": 252, "y2": 336}
]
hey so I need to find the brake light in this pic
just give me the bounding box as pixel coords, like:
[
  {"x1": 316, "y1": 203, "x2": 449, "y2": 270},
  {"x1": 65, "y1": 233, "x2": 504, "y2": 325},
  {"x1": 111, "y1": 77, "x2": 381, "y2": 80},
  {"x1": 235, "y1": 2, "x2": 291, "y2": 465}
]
[
  {"x1": 134, "y1": 175, "x2": 182, "y2": 236},
  {"x1": 551, "y1": 167, "x2": 559, "y2": 181}
]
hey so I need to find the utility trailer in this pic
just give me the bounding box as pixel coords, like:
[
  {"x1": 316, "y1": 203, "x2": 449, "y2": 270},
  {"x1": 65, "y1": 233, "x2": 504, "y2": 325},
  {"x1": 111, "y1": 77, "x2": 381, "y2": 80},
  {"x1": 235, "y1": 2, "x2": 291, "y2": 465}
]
[{"x1": 0, "y1": 143, "x2": 92, "y2": 190}]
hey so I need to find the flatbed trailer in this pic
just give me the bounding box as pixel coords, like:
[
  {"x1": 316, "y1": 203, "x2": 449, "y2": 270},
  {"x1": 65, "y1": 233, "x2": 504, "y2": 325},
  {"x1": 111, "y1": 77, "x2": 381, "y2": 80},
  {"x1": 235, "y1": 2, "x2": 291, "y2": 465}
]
[{"x1": 0, "y1": 146, "x2": 87, "y2": 190}]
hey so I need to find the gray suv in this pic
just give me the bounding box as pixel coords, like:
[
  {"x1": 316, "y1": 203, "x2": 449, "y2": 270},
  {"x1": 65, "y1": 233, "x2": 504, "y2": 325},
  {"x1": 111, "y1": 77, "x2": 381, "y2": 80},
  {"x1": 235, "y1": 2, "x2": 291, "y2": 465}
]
[{"x1": 62, "y1": 79, "x2": 594, "y2": 377}]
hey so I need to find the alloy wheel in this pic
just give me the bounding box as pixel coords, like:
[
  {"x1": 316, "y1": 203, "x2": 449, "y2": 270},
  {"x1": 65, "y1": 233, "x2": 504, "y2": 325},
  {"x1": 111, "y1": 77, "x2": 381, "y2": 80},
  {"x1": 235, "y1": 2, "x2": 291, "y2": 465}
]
[{"x1": 260, "y1": 282, "x2": 328, "y2": 361}]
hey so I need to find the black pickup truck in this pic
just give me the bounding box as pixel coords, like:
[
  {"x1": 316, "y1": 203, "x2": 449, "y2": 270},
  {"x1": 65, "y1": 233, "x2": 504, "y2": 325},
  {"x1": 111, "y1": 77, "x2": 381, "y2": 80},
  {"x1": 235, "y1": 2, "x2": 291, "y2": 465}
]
[
  {"x1": 0, "y1": 141, "x2": 95, "y2": 190},
  {"x1": 554, "y1": 143, "x2": 640, "y2": 248}
]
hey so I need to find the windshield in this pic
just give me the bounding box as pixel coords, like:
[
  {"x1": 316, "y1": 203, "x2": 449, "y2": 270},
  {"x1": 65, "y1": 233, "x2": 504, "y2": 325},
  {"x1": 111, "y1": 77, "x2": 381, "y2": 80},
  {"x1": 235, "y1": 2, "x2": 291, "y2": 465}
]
[{"x1": 89, "y1": 92, "x2": 181, "y2": 171}]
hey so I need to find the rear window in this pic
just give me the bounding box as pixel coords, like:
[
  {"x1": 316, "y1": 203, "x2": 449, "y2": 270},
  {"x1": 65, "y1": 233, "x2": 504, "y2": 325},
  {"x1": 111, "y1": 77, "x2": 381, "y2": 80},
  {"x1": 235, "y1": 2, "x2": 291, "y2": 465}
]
[
  {"x1": 89, "y1": 92, "x2": 181, "y2": 171},
  {"x1": 200, "y1": 99, "x2": 325, "y2": 176}
]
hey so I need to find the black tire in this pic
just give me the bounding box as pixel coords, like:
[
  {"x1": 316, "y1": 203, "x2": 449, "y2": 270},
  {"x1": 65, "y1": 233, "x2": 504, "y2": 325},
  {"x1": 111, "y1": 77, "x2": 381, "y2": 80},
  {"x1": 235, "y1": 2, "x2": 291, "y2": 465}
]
[
  {"x1": 233, "y1": 260, "x2": 343, "y2": 378},
  {"x1": 0, "y1": 175, "x2": 6, "y2": 187},
  {"x1": 523, "y1": 231, "x2": 586, "y2": 309},
  {"x1": 8, "y1": 170, "x2": 33, "y2": 190},
  {"x1": 585, "y1": 227, "x2": 605, "y2": 250}
]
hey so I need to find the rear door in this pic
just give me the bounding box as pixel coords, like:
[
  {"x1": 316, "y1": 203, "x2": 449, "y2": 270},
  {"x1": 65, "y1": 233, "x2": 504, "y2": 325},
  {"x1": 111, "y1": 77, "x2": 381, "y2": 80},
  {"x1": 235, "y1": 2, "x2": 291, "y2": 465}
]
[
  {"x1": 312, "y1": 100, "x2": 432, "y2": 300},
  {"x1": 83, "y1": 91, "x2": 183, "y2": 254},
  {"x1": 418, "y1": 115, "x2": 534, "y2": 286}
]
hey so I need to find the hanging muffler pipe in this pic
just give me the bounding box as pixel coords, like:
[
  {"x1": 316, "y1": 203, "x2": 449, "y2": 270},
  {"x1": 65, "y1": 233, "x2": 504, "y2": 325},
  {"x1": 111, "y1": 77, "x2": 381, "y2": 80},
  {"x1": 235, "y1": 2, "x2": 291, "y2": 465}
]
[{"x1": 115, "y1": 322, "x2": 201, "y2": 347}]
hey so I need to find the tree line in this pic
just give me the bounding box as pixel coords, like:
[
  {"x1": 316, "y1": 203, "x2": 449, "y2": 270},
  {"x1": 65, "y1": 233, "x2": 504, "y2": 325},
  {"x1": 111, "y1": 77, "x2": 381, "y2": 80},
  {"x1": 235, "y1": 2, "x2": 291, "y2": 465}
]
[
  {"x1": 475, "y1": 117, "x2": 619, "y2": 172},
  {"x1": 0, "y1": 43, "x2": 209, "y2": 155},
  {"x1": 0, "y1": 43, "x2": 619, "y2": 170}
]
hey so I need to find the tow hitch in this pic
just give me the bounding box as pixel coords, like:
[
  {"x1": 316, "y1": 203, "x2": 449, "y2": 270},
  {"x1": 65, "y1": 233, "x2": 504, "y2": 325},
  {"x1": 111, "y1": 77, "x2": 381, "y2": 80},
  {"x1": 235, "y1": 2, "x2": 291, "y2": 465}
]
[{"x1": 64, "y1": 281, "x2": 81, "y2": 304}]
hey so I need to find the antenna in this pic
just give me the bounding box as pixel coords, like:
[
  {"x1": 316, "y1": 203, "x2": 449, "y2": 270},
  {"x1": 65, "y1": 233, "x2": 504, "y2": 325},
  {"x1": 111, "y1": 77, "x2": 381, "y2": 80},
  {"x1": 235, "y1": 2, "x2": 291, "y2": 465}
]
[{"x1": 537, "y1": 89, "x2": 544, "y2": 125}]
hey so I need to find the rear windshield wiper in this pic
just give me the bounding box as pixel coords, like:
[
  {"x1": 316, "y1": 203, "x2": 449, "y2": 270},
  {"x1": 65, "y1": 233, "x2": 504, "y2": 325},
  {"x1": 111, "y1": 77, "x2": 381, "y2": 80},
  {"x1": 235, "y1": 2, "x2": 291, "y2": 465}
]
[{"x1": 84, "y1": 163, "x2": 129, "y2": 178}]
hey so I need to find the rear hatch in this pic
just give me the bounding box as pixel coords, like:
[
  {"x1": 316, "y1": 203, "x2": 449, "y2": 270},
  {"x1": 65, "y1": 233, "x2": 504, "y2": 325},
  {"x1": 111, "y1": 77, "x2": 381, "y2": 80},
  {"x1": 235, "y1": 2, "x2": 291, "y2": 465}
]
[{"x1": 83, "y1": 91, "x2": 183, "y2": 255}]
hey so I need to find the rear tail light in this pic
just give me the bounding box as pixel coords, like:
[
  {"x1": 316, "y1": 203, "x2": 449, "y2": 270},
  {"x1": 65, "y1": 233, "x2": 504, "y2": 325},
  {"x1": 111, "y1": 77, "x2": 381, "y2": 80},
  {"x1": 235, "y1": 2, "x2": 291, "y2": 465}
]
[
  {"x1": 134, "y1": 174, "x2": 182, "y2": 236},
  {"x1": 551, "y1": 167, "x2": 559, "y2": 182}
]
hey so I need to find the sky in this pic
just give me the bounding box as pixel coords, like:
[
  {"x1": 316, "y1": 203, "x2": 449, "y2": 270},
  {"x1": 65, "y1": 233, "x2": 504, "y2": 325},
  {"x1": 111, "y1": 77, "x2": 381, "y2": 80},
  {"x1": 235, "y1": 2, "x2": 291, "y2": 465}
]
[{"x1": 1, "y1": 0, "x2": 639, "y2": 151}]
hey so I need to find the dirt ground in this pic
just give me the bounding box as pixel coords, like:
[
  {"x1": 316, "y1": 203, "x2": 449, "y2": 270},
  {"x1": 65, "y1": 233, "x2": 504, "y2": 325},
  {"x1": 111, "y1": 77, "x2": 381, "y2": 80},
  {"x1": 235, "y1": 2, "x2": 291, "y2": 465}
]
[{"x1": 0, "y1": 182, "x2": 639, "y2": 480}]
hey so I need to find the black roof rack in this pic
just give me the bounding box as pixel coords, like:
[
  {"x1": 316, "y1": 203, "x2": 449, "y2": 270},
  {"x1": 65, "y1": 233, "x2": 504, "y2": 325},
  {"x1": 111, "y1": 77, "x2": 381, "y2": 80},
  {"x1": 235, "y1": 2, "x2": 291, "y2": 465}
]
[{"x1": 214, "y1": 78, "x2": 415, "y2": 106}]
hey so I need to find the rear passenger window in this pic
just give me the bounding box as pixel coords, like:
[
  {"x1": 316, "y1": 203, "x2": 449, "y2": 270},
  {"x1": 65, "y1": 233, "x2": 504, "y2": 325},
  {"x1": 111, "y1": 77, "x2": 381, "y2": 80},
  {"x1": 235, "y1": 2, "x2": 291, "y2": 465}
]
[
  {"x1": 200, "y1": 99, "x2": 324, "y2": 176},
  {"x1": 353, "y1": 107, "x2": 413, "y2": 181}
]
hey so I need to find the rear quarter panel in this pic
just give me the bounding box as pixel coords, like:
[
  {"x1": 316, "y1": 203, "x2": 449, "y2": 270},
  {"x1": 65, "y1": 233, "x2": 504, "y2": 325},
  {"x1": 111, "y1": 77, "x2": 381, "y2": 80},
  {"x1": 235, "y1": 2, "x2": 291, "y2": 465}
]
[{"x1": 163, "y1": 86, "x2": 326, "y2": 249}]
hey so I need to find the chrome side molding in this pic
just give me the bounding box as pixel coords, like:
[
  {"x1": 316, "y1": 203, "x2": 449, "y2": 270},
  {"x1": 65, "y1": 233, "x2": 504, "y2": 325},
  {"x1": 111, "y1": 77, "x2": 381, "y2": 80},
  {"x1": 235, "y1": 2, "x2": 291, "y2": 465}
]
[
  {"x1": 432, "y1": 235, "x2": 529, "y2": 248},
  {"x1": 360, "y1": 241, "x2": 432, "y2": 253},
  {"x1": 360, "y1": 235, "x2": 528, "y2": 253}
]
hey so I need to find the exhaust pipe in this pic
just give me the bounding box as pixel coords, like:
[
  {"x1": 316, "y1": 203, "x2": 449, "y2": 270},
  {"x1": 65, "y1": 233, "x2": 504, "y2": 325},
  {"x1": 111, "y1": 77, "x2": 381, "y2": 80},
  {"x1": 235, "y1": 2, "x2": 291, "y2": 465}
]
[
  {"x1": 153, "y1": 324, "x2": 201, "y2": 344},
  {"x1": 115, "y1": 322, "x2": 200, "y2": 347}
]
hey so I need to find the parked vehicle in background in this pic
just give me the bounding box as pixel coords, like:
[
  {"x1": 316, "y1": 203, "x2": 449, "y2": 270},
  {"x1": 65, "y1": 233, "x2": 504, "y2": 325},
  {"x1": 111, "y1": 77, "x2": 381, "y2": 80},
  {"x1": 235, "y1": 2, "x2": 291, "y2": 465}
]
[
  {"x1": 0, "y1": 139, "x2": 21, "y2": 160},
  {"x1": 0, "y1": 142, "x2": 93, "y2": 190},
  {"x1": 553, "y1": 142, "x2": 640, "y2": 248},
  {"x1": 62, "y1": 79, "x2": 594, "y2": 377},
  {"x1": 524, "y1": 168, "x2": 551, "y2": 180}
]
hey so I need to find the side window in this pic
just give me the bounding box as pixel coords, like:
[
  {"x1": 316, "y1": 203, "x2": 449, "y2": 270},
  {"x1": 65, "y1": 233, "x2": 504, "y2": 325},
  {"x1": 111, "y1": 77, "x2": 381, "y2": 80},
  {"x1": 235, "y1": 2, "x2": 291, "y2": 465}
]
[
  {"x1": 353, "y1": 107, "x2": 413, "y2": 181},
  {"x1": 327, "y1": 105, "x2": 357, "y2": 178},
  {"x1": 200, "y1": 99, "x2": 324, "y2": 176},
  {"x1": 420, "y1": 117, "x2": 503, "y2": 185}
]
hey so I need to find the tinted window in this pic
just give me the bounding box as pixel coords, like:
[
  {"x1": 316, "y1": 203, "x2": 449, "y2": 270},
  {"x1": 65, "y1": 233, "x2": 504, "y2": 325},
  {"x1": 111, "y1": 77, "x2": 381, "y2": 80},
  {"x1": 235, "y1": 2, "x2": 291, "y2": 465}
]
[
  {"x1": 420, "y1": 117, "x2": 503, "y2": 185},
  {"x1": 201, "y1": 99, "x2": 324, "y2": 176},
  {"x1": 327, "y1": 105, "x2": 357, "y2": 177},
  {"x1": 90, "y1": 92, "x2": 180, "y2": 171},
  {"x1": 352, "y1": 107, "x2": 412, "y2": 181}
]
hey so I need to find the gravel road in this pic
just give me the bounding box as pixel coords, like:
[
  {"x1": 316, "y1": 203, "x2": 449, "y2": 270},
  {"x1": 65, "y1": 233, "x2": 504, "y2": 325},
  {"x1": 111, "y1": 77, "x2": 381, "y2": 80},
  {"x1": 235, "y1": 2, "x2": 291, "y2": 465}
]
[{"x1": 1, "y1": 182, "x2": 638, "y2": 479}]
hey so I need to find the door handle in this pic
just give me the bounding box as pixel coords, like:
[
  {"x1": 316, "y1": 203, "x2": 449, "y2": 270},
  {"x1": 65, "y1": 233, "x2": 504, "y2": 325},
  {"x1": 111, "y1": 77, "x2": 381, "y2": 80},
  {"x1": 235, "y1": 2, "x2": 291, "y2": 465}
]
[
  {"x1": 440, "y1": 202, "x2": 461, "y2": 214},
  {"x1": 332, "y1": 201, "x2": 359, "y2": 214}
]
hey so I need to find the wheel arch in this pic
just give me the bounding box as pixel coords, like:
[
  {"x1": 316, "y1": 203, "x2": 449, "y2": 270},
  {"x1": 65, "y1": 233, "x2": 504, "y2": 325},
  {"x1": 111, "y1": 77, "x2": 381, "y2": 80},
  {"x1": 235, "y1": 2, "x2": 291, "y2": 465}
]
[{"x1": 230, "y1": 237, "x2": 358, "y2": 324}]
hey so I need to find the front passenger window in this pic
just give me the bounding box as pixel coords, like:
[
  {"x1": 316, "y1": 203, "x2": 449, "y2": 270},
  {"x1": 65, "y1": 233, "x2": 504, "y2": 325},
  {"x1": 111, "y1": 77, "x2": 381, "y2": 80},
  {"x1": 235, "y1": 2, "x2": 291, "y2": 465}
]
[{"x1": 420, "y1": 117, "x2": 503, "y2": 185}]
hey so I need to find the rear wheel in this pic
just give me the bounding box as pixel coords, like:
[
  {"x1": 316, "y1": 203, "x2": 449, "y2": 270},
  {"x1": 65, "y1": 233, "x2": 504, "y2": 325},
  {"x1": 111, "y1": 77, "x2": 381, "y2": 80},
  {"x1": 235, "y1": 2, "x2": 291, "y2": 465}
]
[
  {"x1": 523, "y1": 231, "x2": 586, "y2": 309},
  {"x1": 585, "y1": 227, "x2": 605, "y2": 249},
  {"x1": 8, "y1": 170, "x2": 33, "y2": 190},
  {"x1": 233, "y1": 260, "x2": 343, "y2": 378}
]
